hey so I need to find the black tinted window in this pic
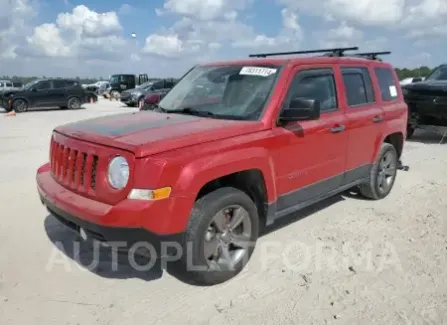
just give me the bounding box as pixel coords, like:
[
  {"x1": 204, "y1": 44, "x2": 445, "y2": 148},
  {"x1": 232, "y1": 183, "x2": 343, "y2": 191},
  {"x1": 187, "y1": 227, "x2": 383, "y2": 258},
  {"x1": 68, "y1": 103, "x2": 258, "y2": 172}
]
[
  {"x1": 37, "y1": 81, "x2": 51, "y2": 90},
  {"x1": 53, "y1": 80, "x2": 66, "y2": 89},
  {"x1": 286, "y1": 69, "x2": 337, "y2": 112},
  {"x1": 342, "y1": 68, "x2": 375, "y2": 106},
  {"x1": 65, "y1": 80, "x2": 78, "y2": 87},
  {"x1": 374, "y1": 68, "x2": 398, "y2": 101},
  {"x1": 153, "y1": 81, "x2": 165, "y2": 90}
]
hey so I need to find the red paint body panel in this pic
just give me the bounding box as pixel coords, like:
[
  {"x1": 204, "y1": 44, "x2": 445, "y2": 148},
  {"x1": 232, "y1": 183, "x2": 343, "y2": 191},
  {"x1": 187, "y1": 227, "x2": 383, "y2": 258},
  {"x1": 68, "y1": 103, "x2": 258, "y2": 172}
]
[{"x1": 36, "y1": 55, "x2": 408, "y2": 236}]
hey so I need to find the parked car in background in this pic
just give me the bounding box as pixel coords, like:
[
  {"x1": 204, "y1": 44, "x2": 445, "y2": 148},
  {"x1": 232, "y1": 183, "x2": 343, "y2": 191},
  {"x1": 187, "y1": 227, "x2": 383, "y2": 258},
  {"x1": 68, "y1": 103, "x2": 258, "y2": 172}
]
[
  {"x1": 140, "y1": 89, "x2": 170, "y2": 111},
  {"x1": 121, "y1": 79, "x2": 176, "y2": 107},
  {"x1": 402, "y1": 64, "x2": 447, "y2": 138},
  {"x1": 0, "y1": 78, "x2": 95, "y2": 112},
  {"x1": 108, "y1": 73, "x2": 149, "y2": 98},
  {"x1": 83, "y1": 81, "x2": 110, "y2": 94},
  {"x1": 0, "y1": 80, "x2": 22, "y2": 92},
  {"x1": 400, "y1": 77, "x2": 424, "y2": 86}
]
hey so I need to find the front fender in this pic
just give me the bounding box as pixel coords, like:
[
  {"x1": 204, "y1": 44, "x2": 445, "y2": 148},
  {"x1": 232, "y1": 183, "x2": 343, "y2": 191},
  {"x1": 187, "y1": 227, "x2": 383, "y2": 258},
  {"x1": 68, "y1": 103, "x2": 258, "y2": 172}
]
[{"x1": 173, "y1": 147, "x2": 277, "y2": 202}]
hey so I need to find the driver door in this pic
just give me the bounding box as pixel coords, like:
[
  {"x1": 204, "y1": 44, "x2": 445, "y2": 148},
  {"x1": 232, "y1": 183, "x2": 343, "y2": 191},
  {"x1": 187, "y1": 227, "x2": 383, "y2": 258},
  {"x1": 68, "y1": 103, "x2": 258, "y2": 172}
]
[
  {"x1": 28, "y1": 80, "x2": 52, "y2": 107},
  {"x1": 273, "y1": 66, "x2": 349, "y2": 212}
]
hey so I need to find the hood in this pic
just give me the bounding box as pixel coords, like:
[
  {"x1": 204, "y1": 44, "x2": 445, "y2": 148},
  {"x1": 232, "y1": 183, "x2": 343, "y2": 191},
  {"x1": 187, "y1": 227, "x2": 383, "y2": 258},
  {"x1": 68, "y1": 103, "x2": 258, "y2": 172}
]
[
  {"x1": 402, "y1": 80, "x2": 447, "y2": 94},
  {"x1": 55, "y1": 111, "x2": 265, "y2": 158}
]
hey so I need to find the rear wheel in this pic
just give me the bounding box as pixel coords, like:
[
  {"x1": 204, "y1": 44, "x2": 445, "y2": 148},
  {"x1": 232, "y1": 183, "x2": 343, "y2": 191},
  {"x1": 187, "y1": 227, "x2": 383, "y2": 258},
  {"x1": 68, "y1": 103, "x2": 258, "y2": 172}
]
[
  {"x1": 12, "y1": 99, "x2": 28, "y2": 112},
  {"x1": 110, "y1": 90, "x2": 119, "y2": 99},
  {"x1": 359, "y1": 143, "x2": 398, "y2": 200},
  {"x1": 167, "y1": 187, "x2": 259, "y2": 286},
  {"x1": 67, "y1": 97, "x2": 81, "y2": 109}
]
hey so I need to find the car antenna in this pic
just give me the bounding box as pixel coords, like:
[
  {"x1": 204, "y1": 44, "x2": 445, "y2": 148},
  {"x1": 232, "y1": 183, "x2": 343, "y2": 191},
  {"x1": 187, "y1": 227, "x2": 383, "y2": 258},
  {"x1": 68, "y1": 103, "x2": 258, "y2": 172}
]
[
  {"x1": 353, "y1": 51, "x2": 391, "y2": 61},
  {"x1": 248, "y1": 46, "x2": 359, "y2": 58}
]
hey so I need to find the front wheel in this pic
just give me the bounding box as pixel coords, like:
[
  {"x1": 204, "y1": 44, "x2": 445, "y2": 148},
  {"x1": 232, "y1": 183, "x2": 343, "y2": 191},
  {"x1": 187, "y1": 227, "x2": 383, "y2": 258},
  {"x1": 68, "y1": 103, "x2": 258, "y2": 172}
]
[
  {"x1": 167, "y1": 187, "x2": 259, "y2": 286},
  {"x1": 359, "y1": 143, "x2": 398, "y2": 200}
]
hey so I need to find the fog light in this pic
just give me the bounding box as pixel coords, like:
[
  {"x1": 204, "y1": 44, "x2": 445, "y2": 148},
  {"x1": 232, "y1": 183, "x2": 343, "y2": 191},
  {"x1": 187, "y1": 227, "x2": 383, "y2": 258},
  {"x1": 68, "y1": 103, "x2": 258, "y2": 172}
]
[{"x1": 128, "y1": 187, "x2": 171, "y2": 200}]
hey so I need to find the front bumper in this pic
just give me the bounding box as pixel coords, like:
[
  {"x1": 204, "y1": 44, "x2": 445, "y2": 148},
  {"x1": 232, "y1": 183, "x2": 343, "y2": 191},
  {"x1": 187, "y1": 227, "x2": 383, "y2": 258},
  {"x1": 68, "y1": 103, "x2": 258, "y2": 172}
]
[
  {"x1": 37, "y1": 166, "x2": 187, "y2": 254},
  {"x1": 120, "y1": 95, "x2": 137, "y2": 105}
]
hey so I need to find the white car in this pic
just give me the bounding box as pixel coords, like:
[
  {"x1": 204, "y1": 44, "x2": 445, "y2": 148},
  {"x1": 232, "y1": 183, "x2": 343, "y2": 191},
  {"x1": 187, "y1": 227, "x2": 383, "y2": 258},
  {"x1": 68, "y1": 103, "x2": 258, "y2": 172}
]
[{"x1": 400, "y1": 77, "x2": 424, "y2": 85}]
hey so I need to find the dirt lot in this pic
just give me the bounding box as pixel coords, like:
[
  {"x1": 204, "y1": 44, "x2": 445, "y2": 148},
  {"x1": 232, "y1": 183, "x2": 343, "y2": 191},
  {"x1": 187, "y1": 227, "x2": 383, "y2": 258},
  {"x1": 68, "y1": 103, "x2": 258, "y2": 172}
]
[{"x1": 1, "y1": 99, "x2": 446, "y2": 325}]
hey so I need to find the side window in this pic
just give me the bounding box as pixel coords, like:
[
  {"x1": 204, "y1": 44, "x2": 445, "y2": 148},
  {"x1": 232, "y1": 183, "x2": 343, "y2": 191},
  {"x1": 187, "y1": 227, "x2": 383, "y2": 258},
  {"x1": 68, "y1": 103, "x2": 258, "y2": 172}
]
[
  {"x1": 341, "y1": 67, "x2": 375, "y2": 107},
  {"x1": 6, "y1": 82, "x2": 13, "y2": 87},
  {"x1": 53, "y1": 80, "x2": 66, "y2": 89},
  {"x1": 284, "y1": 69, "x2": 338, "y2": 112},
  {"x1": 153, "y1": 81, "x2": 165, "y2": 90},
  {"x1": 65, "y1": 80, "x2": 78, "y2": 87},
  {"x1": 36, "y1": 81, "x2": 51, "y2": 90},
  {"x1": 374, "y1": 67, "x2": 399, "y2": 101}
]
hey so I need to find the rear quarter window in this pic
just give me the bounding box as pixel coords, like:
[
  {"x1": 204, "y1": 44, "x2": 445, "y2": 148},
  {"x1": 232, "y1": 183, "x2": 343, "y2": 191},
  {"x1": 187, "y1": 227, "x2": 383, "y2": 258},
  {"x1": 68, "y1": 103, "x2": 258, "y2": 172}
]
[{"x1": 374, "y1": 67, "x2": 399, "y2": 101}]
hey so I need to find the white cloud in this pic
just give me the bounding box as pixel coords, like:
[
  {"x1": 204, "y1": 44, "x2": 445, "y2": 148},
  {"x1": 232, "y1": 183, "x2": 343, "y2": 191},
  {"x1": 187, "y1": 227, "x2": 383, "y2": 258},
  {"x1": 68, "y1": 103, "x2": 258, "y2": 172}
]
[
  {"x1": 56, "y1": 5, "x2": 121, "y2": 38},
  {"x1": 0, "y1": 0, "x2": 35, "y2": 58},
  {"x1": 280, "y1": 0, "x2": 405, "y2": 26},
  {"x1": 118, "y1": 4, "x2": 134, "y2": 15},
  {"x1": 159, "y1": 0, "x2": 252, "y2": 20},
  {"x1": 142, "y1": 33, "x2": 202, "y2": 57},
  {"x1": 24, "y1": 5, "x2": 126, "y2": 60}
]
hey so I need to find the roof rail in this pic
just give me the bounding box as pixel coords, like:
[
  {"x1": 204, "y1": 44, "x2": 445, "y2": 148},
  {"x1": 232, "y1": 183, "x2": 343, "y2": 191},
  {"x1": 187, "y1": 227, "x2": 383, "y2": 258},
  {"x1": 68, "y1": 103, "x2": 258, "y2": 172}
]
[
  {"x1": 248, "y1": 46, "x2": 359, "y2": 58},
  {"x1": 353, "y1": 51, "x2": 391, "y2": 60}
]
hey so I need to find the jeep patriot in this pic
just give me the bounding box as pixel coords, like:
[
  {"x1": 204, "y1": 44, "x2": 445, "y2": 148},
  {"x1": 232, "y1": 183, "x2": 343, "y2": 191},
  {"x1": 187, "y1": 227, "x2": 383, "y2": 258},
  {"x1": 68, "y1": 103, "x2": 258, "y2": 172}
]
[{"x1": 36, "y1": 47, "x2": 408, "y2": 286}]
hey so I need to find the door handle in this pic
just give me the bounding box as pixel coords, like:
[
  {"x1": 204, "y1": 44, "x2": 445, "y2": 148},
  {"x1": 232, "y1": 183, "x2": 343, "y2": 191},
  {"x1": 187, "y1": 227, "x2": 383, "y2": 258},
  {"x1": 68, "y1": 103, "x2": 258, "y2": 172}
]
[
  {"x1": 372, "y1": 115, "x2": 383, "y2": 123},
  {"x1": 330, "y1": 125, "x2": 346, "y2": 133}
]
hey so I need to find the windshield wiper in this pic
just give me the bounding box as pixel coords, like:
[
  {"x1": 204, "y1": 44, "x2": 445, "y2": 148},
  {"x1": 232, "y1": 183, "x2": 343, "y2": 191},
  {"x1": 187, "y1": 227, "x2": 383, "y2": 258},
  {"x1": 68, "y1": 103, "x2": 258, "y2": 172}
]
[{"x1": 170, "y1": 107, "x2": 218, "y2": 118}]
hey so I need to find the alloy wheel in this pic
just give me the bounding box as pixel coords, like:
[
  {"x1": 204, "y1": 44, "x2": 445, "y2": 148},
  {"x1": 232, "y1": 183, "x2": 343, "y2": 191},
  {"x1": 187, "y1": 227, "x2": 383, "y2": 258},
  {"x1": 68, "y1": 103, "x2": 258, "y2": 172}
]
[{"x1": 203, "y1": 205, "x2": 252, "y2": 271}]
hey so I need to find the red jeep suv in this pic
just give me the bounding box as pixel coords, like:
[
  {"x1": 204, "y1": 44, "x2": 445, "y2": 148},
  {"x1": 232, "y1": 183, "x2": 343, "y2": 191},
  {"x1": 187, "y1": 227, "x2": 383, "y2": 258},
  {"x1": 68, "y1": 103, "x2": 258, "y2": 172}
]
[{"x1": 37, "y1": 47, "x2": 408, "y2": 286}]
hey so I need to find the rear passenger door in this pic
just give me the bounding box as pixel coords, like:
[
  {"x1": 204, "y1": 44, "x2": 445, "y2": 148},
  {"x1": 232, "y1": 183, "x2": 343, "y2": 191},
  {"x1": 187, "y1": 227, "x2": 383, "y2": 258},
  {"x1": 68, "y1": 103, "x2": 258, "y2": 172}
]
[
  {"x1": 51, "y1": 80, "x2": 69, "y2": 106},
  {"x1": 274, "y1": 66, "x2": 349, "y2": 212},
  {"x1": 340, "y1": 66, "x2": 385, "y2": 184}
]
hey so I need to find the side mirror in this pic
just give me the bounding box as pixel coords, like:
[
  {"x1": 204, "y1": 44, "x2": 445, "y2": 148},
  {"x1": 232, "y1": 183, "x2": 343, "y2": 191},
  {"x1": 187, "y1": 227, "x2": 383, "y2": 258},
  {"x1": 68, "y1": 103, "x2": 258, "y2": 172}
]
[
  {"x1": 279, "y1": 97, "x2": 320, "y2": 122},
  {"x1": 31, "y1": 88, "x2": 37, "y2": 92},
  {"x1": 412, "y1": 77, "x2": 422, "y2": 83}
]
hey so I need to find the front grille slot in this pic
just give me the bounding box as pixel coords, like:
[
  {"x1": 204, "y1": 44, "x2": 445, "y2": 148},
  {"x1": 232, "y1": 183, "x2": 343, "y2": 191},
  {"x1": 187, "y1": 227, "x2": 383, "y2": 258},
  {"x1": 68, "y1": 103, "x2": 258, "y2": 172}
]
[{"x1": 50, "y1": 138, "x2": 99, "y2": 192}]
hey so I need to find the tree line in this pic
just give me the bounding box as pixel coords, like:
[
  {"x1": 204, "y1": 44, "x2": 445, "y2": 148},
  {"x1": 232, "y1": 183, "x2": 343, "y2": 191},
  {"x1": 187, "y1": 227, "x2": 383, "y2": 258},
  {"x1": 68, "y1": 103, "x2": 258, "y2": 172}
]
[{"x1": 0, "y1": 67, "x2": 436, "y2": 84}]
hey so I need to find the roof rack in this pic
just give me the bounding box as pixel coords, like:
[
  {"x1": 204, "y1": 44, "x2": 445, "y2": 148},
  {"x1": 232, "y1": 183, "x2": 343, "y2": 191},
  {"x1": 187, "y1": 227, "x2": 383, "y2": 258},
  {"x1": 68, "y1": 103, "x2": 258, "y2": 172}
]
[
  {"x1": 248, "y1": 46, "x2": 359, "y2": 58},
  {"x1": 353, "y1": 51, "x2": 391, "y2": 61}
]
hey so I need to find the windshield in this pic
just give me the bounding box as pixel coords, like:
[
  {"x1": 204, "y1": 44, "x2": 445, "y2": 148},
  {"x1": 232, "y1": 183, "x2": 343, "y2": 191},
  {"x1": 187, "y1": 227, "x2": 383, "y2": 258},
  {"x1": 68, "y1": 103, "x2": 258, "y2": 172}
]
[
  {"x1": 157, "y1": 64, "x2": 281, "y2": 120},
  {"x1": 109, "y1": 75, "x2": 120, "y2": 84},
  {"x1": 23, "y1": 80, "x2": 40, "y2": 90},
  {"x1": 425, "y1": 66, "x2": 447, "y2": 81}
]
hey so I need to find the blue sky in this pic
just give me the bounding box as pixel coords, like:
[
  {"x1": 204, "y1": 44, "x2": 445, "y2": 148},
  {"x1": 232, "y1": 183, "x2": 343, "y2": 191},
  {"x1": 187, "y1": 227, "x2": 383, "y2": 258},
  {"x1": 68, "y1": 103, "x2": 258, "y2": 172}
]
[{"x1": 0, "y1": 0, "x2": 444, "y2": 78}]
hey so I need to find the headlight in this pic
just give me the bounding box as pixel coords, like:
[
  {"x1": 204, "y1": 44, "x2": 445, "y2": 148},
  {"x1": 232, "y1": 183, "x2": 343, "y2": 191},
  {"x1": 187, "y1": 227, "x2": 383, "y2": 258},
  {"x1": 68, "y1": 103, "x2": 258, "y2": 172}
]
[{"x1": 107, "y1": 156, "x2": 129, "y2": 189}]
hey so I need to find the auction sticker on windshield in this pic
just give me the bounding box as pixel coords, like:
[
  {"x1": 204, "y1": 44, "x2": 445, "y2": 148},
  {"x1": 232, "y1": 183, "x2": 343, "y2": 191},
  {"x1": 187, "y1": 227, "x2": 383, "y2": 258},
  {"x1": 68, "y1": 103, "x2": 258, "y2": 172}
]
[{"x1": 240, "y1": 66, "x2": 277, "y2": 77}]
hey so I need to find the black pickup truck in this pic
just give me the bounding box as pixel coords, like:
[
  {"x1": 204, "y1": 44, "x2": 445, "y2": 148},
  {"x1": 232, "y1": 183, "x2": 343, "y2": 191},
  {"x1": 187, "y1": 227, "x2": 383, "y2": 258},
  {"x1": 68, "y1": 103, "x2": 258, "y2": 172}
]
[{"x1": 402, "y1": 65, "x2": 447, "y2": 138}]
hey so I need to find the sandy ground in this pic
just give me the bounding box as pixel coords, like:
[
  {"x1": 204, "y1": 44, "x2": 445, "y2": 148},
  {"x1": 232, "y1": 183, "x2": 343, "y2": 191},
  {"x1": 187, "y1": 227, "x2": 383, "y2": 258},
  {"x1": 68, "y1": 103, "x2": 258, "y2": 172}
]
[{"x1": 0, "y1": 99, "x2": 446, "y2": 325}]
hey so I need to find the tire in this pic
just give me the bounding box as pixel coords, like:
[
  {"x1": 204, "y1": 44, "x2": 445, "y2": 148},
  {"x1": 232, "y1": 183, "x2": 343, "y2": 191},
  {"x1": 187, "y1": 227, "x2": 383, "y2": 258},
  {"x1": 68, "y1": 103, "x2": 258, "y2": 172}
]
[
  {"x1": 406, "y1": 125, "x2": 415, "y2": 139},
  {"x1": 167, "y1": 187, "x2": 259, "y2": 286},
  {"x1": 12, "y1": 99, "x2": 28, "y2": 112},
  {"x1": 138, "y1": 97, "x2": 144, "y2": 108},
  {"x1": 67, "y1": 97, "x2": 81, "y2": 110},
  {"x1": 359, "y1": 143, "x2": 398, "y2": 200},
  {"x1": 110, "y1": 90, "x2": 119, "y2": 99}
]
